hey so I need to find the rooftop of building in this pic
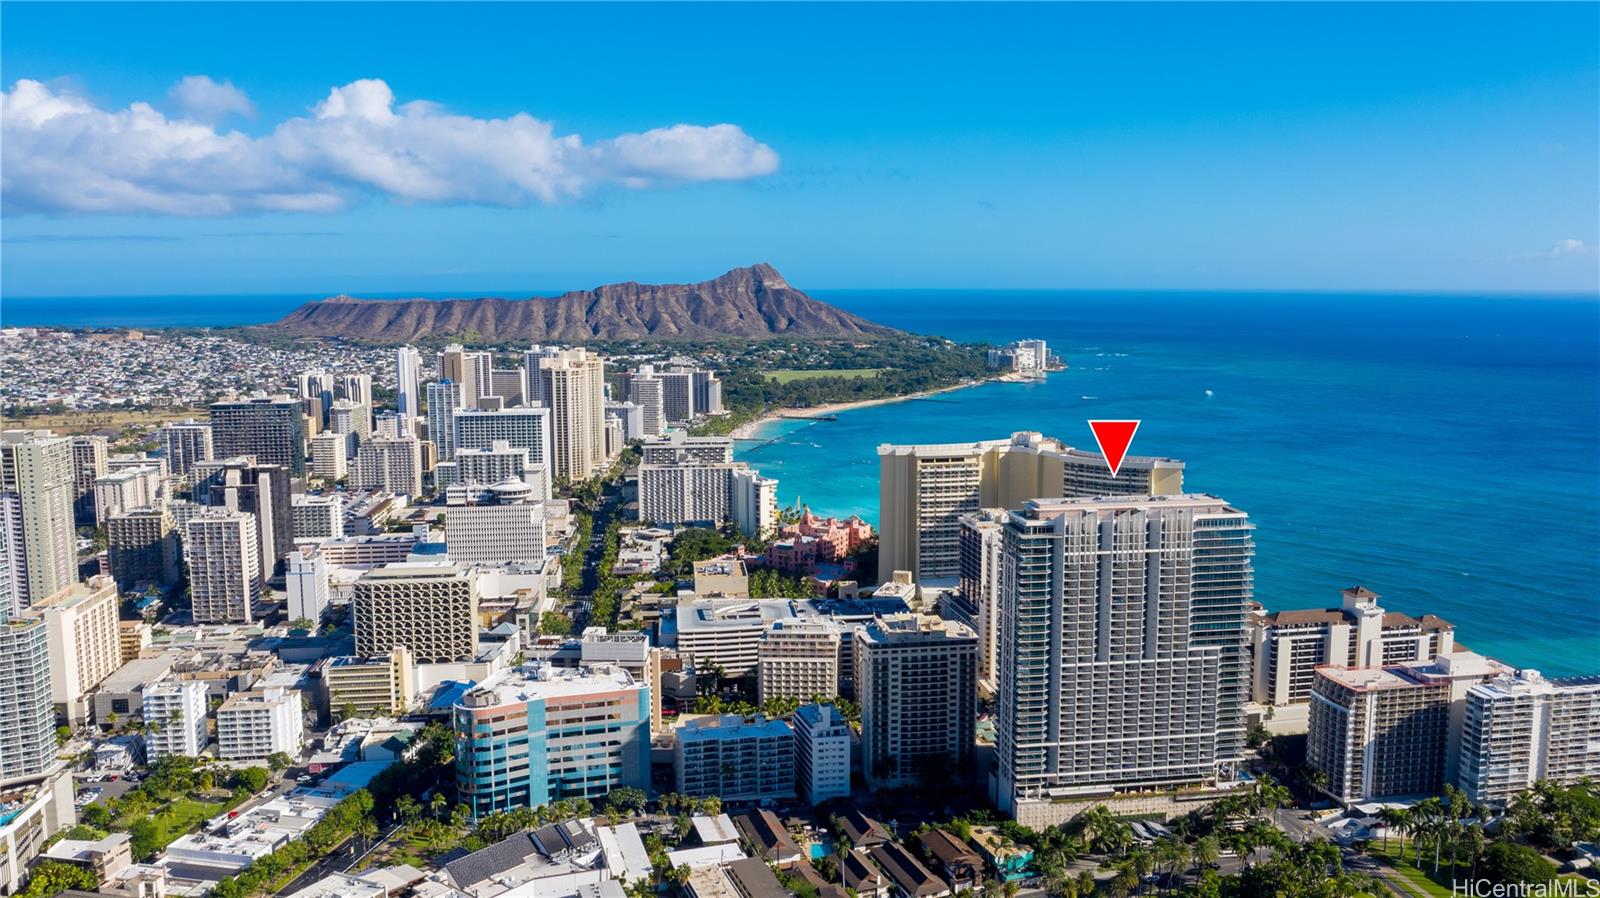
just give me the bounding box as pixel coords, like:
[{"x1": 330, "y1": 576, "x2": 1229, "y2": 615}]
[
  {"x1": 1016, "y1": 493, "x2": 1243, "y2": 517},
  {"x1": 672, "y1": 598, "x2": 800, "y2": 634},
  {"x1": 792, "y1": 702, "x2": 847, "y2": 730},
  {"x1": 675, "y1": 714, "x2": 793, "y2": 743},
  {"x1": 859, "y1": 613, "x2": 976, "y2": 645},
  {"x1": 460, "y1": 663, "x2": 639, "y2": 709}
]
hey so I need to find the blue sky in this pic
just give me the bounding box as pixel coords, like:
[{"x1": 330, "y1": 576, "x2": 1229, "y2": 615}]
[{"x1": 2, "y1": 2, "x2": 1596, "y2": 297}]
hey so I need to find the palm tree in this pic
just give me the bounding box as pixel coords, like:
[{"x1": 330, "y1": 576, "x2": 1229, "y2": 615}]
[
  {"x1": 1111, "y1": 864, "x2": 1138, "y2": 898},
  {"x1": 1075, "y1": 869, "x2": 1096, "y2": 898},
  {"x1": 357, "y1": 815, "x2": 379, "y2": 854},
  {"x1": 1376, "y1": 807, "x2": 1405, "y2": 855},
  {"x1": 1191, "y1": 836, "x2": 1219, "y2": 873}
]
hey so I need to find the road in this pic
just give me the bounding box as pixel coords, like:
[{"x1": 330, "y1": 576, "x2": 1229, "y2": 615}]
[
  {"x1": 275, "y1": 821, "x2": 404, "y2": 895},
  {"x1": 571, "y1": 489, "x2": 622, "y2": 631}
]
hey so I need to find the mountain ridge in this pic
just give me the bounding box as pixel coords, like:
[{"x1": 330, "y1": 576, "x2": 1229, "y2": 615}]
[{"x1": 266, "y1": 263, "x2": 898, "y2": 342}]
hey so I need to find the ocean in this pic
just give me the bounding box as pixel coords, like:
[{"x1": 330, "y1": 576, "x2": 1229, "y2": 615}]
[
  {"x1": 4, "y1": 288, "x2": 1596, "y2": 674},
  {"x1": 738, "y1": 290, "x2": 1600, "y2": 677}
]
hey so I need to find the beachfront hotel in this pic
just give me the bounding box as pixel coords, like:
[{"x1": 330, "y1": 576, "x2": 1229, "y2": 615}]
[
  {"x1": 993, "y1": 494, "x2": 1251, "y2": 820},
  {"x1": 877, "y1": 431, "x2": 1184, "y2": 582},
  {"x1": 453, "y1": 664, "x2": 650, "y2": 821}
]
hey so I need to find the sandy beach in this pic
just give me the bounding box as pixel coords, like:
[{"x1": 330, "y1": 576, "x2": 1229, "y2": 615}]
[{"x1": 728, "y1": 376, "x2": 1006, "y2": 440}]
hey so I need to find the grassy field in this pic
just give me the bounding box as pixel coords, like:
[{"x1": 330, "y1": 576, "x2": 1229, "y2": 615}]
[
  {"x1": 3, "y1": 407, "x2": 205, "y2": 436},
  {"x1": 765, "y1": 368, "x2": 886, "y2": 383},
  {"x1": 113, "y1": 797, "x2": 230, "y2": 852},
  {"x1": 1368, "y1": 840, "x2": 1459, "y2": 898}
]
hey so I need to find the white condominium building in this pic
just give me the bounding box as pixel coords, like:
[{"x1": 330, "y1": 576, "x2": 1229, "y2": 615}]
[
  {"x1": 1, "y1": 430, "x2": 78, "y2": 610},
  {"x1": 793, "y1": 702, "x2": 851, "y2": 804},
  {"x1": 93, "y1": 465, "x2": 163, "y2": 522},
  {"x1": 877, "y1": 431, "x2": 1185, "y2": 582},
  {"x1": 25, "y1": 575, "x2": 120, "y2": 725},
  {"x1": 1459, "y1": 670, "x2": 1600, "y2": 805},
  {"x1": 396, "y1": 346, "x2": 423, "y2": 421},
  {"x1": 158, "y1": 420, "x2": 214, "y2": 478},
  {"x1": 954, "y1": 509, "x2": 1007, "y2": 694},
  {"x1": 637, "y1": 434, "x2": 777, "y2": 537},
  {"x1": 673, "y1": 714, "x2": 795, "y2": 802},
  {"x1": 353, "y1": 562, "x2": 479, "y2": 663},
  {"x1": 456, "y1": 407, "x2": 553, "y2": 477},
  {"x1": 286, "y1": 546, "x2": 331, "y2": 623},
  {"x1": 527, "y1": 347, "x2": 608, "y2": 482},
  {"x1": 758, "y1": 618, "x2": 842, "y2": 703},
  {"x1": 352, "y1": 436, "x2": 423, "y2": 497},
  {"x1": 142, "y1": 680, "x2": 210, "y2": 758},
  {"x1": 0, "y1": 609, "x2": 54, "y2": 779},
  {"x1": 185, "y1": 511, "x2": 262, "y2": 624},
  {"x1": 856, "y1": 613, "x2": 978, "y2": 789},
  {"x1": 217, "y1": 687, "x2": 304, "y2": 761},
  {"x1": 340, "y1": 373, "x2": 373, "y2": 406},
  {"x1": 628, "y1": 376, "x2": 666, "y2": 438},
  {"x1": 426, "y1": 379, "x2": 465, "y2": 462},
  {"x1": 995, "y1": 495, "x2": 1252, "y2": 815},
  {"x1": 69, "y1": 434, "x2": 109, "y2": 525},
  {"x1": 291, "y1": 494, "x2": 344, "y2": 541}
]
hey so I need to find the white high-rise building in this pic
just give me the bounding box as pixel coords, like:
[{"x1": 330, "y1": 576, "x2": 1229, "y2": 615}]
[
  {"x1": 340, "y1": 373, "x2": 373, "y2": 406},
  {"x1": 605, "y1": 402, "x2": 645, "y2": 442},
  {"x1": 673, "y1": 715, "x2": 795, "y2": 802},
  {"x1": 396, "y1": 346, "x2": 423, "y2": 421},
  {"x1": 629, "y1": 376, "x2": 666, "y2": 438},
  {"x1": 426, "y1": 379, "x2": 464, "y2": 462},
  {"x1": 438, "y1": 345, "x2": 493, "y2": 409},
  {"x1": 878, "y1": 431, "x2": 1186, "y2": 582},
  {"x1": 758, "y1": 619, "x2": 841, "y2": 703},
  {"x1": 330, "y1": 400, "x2": 372, "y2": 455},
  {"x1": 794, "y1": 703, "x2": 852, "y2": 804},
  {"x1": 637, "y1": 433, "x2": 777, "y2": 537},
  {"x1": 455, "y1": 440, "x2": 548, "y2": 499},
  {"x1": 528, "y1": 348, "x2": 607, "y2": 482},
  {"x1": 352, "y1": 436, "x2": 423, "y2": 497},
  {"x1": 1459, "y1": 669, "x2": 1600, "y2": 805},
  {"x1": 217, "y1": 687, "x2": 304, "y2": 761},
  {"x1": 286, "y1": 546, "x2": 331, "y2": 623},
  {"x1": 142, "y1": 680, "x2": 210, "y2": 758},
  {"x1": 1, "y1": 430, "x2": 78, "y2": 610},
  {"x1": 24, "y1": 575, "x2": 120, "y2": 725},
  {"x1": 291, "y1": 494, "x2": 344, "y2": 541},
  {"x1": 955, "y1": 509, "x2": 1007, "y2": 693},
  {"x1": 310, "y1": 431, "x2": 349, "y2": 481},
  {"x1": 186, "y1": 511, "x2": 262, "y2": 623},
  {"x1": 456, "y1": 407, "x2": 553, "y2": 476},
  {"x1": 995, "y1": 495, "x2": 1252, "y2": 819},
  {"x1": 93, "y1": 465, "x2": 162, "y2": 522},
  {"x1": 159, "y1": 420, "x2": 214, "y2": 478},
  {"x1": 444, "y1": 492, "x2": 546, "y2": 567},
  {"x1": 0, "y1": 606, "x2": 54, "y2": 778},
  {"x1": 69, "y1": 435, "x2": 108, "y2": 525}
]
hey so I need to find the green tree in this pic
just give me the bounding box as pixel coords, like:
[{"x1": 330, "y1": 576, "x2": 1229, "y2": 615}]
[
  {"x1": 18, "y1": 861, "x2": 98, "y2": 898},
  {"x1": 267, "y1": 751, "x2": 294, "y2": 772},
  {"x1": 1478, "y1": 842, "x2": 1558, "y2": 886}
]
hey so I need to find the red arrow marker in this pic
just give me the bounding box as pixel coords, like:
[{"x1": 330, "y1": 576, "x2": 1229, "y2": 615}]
[{"x1": 1088, "y1": 420, "x2": 1141, "y2": 477}]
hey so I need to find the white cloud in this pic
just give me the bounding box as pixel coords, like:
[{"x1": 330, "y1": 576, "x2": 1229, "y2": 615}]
[
  {"x1": 169, "y1": 75, "x2": 255, "y2": 123},
  {"x1": 1543, "y1": 238, "x2": 1592, "y2": 258},
  {"x1": 1, "y1": 77, "x2": 780, "y2": 216}
]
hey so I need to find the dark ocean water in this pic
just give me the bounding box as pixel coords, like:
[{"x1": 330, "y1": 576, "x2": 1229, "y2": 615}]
[{"x1": 4, "y1": 288, "x2": 1597, "y2": 674}]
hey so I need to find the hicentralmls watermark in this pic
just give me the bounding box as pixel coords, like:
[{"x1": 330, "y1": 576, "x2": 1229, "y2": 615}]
[{"x1": 1452, "y1": 880, "x2": 1600, "y2": 898}]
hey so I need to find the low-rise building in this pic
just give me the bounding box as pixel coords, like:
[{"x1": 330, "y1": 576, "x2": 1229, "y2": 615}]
[{"x1": 916, "y1": 830, "x2": 981, "y2": 893}]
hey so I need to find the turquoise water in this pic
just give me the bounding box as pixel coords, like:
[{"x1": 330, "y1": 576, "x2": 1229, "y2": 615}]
[{"x1": 737, "y1": 291, "x2": 1600, "y2": 676}]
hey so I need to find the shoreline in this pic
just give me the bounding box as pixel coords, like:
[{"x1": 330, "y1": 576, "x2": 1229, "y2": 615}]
[{"x1": 729, "y1": 374, "x2": 1025, "y2": 441}]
